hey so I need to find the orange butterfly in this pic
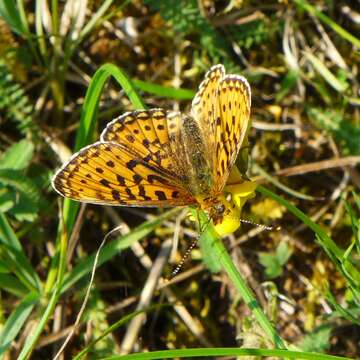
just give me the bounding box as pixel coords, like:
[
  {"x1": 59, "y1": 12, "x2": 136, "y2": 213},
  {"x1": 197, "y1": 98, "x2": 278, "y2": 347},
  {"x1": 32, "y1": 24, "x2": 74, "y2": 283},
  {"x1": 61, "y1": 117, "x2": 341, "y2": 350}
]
[{"x1": 52, "y1": 65, "x2": 256, "y2": 235}]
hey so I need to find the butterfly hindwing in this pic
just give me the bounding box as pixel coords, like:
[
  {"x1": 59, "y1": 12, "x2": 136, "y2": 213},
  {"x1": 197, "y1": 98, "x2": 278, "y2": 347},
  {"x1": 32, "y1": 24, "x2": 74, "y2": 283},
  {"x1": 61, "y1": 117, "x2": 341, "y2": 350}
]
[
  {"x1": 213, "y1": 74, "x2": 251, "y2": 193},
  {"x1": 191, "y1": 65, "x2": 225, "y2": 160}
]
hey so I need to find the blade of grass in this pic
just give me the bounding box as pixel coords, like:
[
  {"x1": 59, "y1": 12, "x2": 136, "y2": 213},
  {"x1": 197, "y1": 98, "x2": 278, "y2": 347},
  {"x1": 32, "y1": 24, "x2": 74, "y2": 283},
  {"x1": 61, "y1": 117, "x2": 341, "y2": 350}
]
[
  {"x1": 18, "y1": 215, "x2": 68, "y2": 360},
  {"x1": 0, "y1": 273, "x2": 29, "y2": 297},
  {"x1": 0, "y1": 0, "x2": 26, "y2": 34},
  {"x1": 35, "y1": 0, "x2": 49, "y2": 62},
  {"x1": 294, "y1": 0, "x2": 360, "y2": 48},
  {"x1": 0, "y1": 292, "x2": 39, "y2": 357},
  {"x1": 102, "y1": 347, "x2": 352, "y2": 360},
  {"x1": 0, "y1": 213, "x2": 41, "y2": 291},
  {"x1": 304, "y1": 52, "x2": 348, "y2": 93},
  {"x1": 253, "y1": 164, "x2": 321, "y2": 201},
  {"x1": 78, "y1": 0, "x2": 114, "y2": 41},
  {"x1": 132, "y1": 79, "x2": 195, "y2": 100},
  {"x1": 73, "y1": 304, "x2": 172, "y2": 360}
]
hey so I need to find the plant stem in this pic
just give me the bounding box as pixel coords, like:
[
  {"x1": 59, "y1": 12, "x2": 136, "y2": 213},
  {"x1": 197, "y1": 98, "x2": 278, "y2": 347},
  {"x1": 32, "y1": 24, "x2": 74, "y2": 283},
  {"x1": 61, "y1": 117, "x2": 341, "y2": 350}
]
[{"x1": 199, "y1": 214, "x2": 287, "y2": 350}]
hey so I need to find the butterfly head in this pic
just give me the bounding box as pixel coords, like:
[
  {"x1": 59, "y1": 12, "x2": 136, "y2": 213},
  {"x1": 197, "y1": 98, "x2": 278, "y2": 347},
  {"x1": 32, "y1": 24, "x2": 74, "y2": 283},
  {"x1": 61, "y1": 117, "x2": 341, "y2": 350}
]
[
  {"x1": 197, "y1": 179, "x2": 258, "y2": 236},
  {"x1": 209, "y1": 195, "x2": 243, "y2": 236}
]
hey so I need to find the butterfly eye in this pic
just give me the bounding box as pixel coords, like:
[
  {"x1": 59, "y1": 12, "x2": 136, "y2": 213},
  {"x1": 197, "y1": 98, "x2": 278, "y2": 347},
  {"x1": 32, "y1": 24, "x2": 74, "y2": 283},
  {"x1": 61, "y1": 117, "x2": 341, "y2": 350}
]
[{"x1": 215, "y1": 203, "x2": 225, "y2": 214}]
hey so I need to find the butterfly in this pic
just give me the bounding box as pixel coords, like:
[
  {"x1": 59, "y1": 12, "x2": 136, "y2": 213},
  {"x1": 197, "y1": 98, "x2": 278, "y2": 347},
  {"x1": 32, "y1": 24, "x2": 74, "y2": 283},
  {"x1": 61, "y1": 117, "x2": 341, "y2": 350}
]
[{"x1": 52, "y1": 64, "x2": 255, "y2": 235}]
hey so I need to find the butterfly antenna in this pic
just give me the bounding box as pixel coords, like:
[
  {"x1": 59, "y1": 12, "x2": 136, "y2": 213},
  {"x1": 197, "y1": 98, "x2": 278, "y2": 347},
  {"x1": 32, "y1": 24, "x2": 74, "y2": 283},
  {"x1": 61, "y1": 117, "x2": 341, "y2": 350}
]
[
  {"x1": 170, "y1": 237, "x2": 198, "y2": 278},
  {"x1": 239, "y1": 218, "x2": 281, "y2": 231}
]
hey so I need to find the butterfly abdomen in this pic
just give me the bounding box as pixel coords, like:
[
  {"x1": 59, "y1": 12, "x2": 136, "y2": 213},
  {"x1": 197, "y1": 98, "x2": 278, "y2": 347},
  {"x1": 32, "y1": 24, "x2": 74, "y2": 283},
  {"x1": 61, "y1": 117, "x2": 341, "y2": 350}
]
[{"x1": 181, "y1": 115, "x2": 213, "y2": 196}]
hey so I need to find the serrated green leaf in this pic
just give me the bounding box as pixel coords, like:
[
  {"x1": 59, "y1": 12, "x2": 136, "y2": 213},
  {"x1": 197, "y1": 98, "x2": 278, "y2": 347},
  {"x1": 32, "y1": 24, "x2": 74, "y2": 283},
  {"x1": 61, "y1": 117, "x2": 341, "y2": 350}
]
[
  {"x1": 0, "y1": 189, "x2": 15, "y2": 212},
  {"x1": 259, "y1": 242, "x2": 292, "y2": 279},
  {"x1": 9, "y1": 192, "x2": 38, "y2": 221},
  {"x1": 0, "y1": 168, "x2": 40, "y2": 203},
  {"x1": 0, "y1": 140, "x2": 34, "y2": 170},
  {"x1": 258, "y1": 253, "x2": 282, "y2": 278}
]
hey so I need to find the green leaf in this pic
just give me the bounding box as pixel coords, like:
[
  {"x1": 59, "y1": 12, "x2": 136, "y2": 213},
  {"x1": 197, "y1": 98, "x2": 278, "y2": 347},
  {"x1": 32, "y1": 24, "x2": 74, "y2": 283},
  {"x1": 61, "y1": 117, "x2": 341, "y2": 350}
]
[
  {"x1": 259, "y1": 253, "x2": 282, "y2": 278},
  {"x1": 0, "y1": 189, "x2": 15, "y2": 212},
  {"x1": 0, "y1": 213, "x2": 41, "y2": 291},
  {"x1": 307, "y1": 107, "x2": 360, "y2": 156},
  {"x1": 198, "y1": 223, "x2": 222, "y2": 273},
  {"x1": 299, "y1": 324, "x2": 332, "y2": 353},
  {"x1": 0, "y1": 169, "x2": 40, "y2": 204},
  {"x1": 0, "y1": 169, "x2": 40, "y2": 221},
  {"x1": 0, "y1": 273, "x2": 29, "y2": 296},
  {"x1": 276, "y1": 242, "x2": 292, "y2": 265},
  {"x1": 0, "y1": 292, "x2": 39, "y2": 357},
  {"x1": 276, "y1": 69, "x2": 299, "y2": 102},
  {"x1": 132, "y1": 79, "x2": 194, "y2": 100},
  {"x1": 9, "y1": 192, "x2": 38, "y2": 221},
  {"x1": 259, "y1": 242, "x2": 292, "y2": 279},
  {"x1": 0, "y1": 0, "x2": 26, "y2": 35},
  {"x1": 0, "y1": 140, "x2": 34, "y2": 170},
  {"x1": 100, "y1": 347, "x2": 352, "y2": 360}
]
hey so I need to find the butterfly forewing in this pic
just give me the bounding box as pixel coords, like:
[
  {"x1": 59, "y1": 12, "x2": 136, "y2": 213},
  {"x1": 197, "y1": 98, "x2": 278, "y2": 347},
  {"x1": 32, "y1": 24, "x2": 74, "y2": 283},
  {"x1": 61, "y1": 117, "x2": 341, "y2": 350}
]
[
  {"x1": 53, "y1": 114, "x2": 197, "y2": 206},
  {"x1": 101, "y1": 109, "x2": 174, "y2": 170}
]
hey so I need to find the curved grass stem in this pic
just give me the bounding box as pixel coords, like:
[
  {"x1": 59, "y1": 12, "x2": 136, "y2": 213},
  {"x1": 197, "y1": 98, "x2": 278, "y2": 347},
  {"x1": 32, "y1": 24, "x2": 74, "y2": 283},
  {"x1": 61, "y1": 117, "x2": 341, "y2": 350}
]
[{"x1": 196, "y1": 210, "x2": 287, "y2": 350}]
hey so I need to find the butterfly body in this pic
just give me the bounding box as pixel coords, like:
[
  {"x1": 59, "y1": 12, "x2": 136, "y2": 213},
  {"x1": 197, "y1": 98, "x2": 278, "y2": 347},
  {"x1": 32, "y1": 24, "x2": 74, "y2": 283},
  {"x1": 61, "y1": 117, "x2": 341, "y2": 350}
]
[{"x1": 52, "y1": 64, "x2": 253, "y2": 235}]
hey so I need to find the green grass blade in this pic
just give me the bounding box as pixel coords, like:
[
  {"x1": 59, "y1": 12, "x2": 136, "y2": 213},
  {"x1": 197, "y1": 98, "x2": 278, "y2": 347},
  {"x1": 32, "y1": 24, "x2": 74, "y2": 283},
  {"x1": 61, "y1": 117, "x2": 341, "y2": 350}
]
[
  {"x1": 0, "y1": 273, "x2": 28, "y2": 296},
  {"x1": 34, "y1": 0, "x2": 48, "y2": 61},
  {"x1": 294, "y1": 0, "x2": 360, "y2": 48},
  {"x1": 61, "y1": 208, "x2": 180, "y2": 293},
  {"x1": 0, "y1": 292, "x2": 39, "y2": 357},
  {"x1": 77, "y1": 0, "x2": 114, "y2": 47},
  {"x1": 0, "y1": 213, "x2": 41, "y2": 291},
  {"x1": 17, "y1": 289, "x2": 58, "y2": 360},
  {"x1": 18, "y1": 223, "x2": 68, "y2": 360},
  {"x1": 253, "y1": 164, "x2": 320, "y2": 201},
  {"x1": 73, "y1": 305, "x2": 171, "y2": 360},
  {"x1": 304, "y1": 52, "x2": 348, "y2": 93},
  {"x1": 0, "y1": 0, "x2": 26, "y2": 35},
  {"x1": 132, "y1": 79, "x2": 195, "y2": 100},
  {"x1": 102, "y1": 347, "x2": 352, "y2": 360},
  {"x1": 195, "y1": 210, "x2": 287, "y2": 350}
]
